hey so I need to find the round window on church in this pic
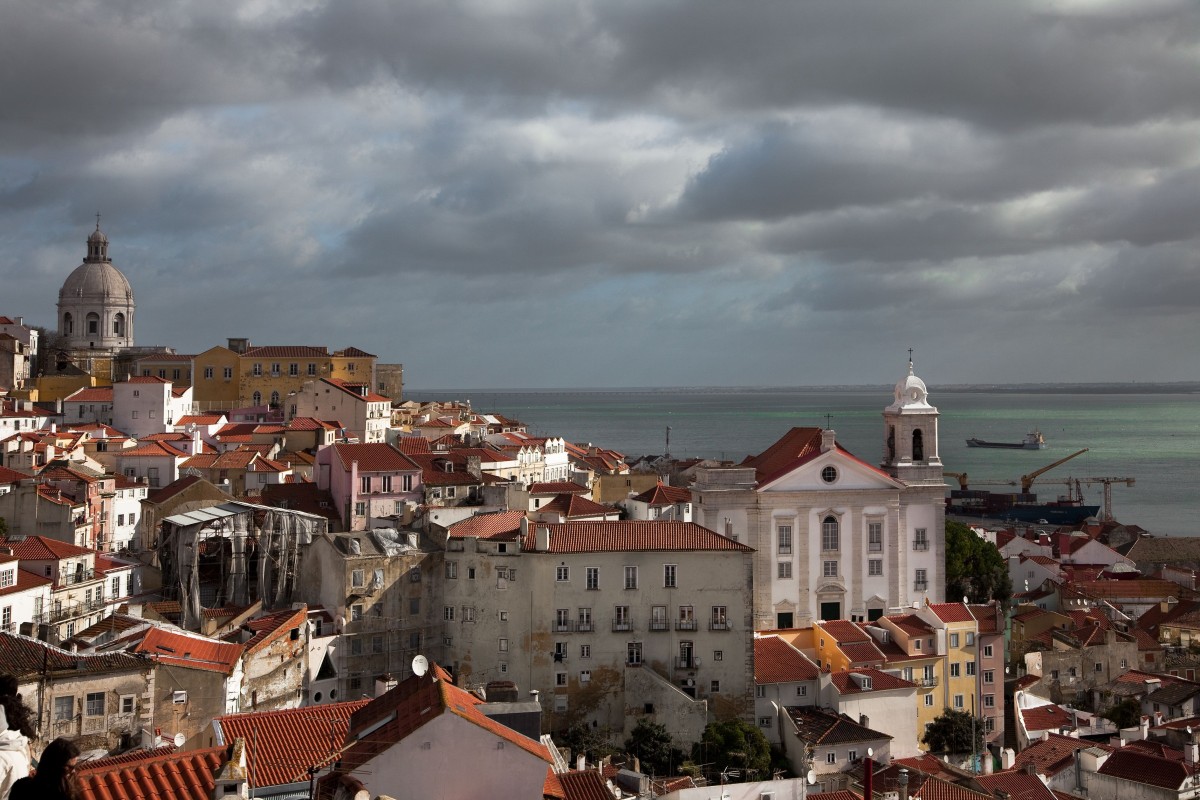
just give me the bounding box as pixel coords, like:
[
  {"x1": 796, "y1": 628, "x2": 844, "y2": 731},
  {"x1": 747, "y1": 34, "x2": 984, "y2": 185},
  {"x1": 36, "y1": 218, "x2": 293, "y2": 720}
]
[{"x1": 821, "y1": 466, "x2": 838, "y2": 484}]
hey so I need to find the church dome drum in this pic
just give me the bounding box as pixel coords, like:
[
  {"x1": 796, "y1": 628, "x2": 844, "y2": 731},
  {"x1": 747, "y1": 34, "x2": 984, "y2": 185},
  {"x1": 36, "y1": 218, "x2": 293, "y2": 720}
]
[{"x1": 56, "y1": 220, "x2": 136, "y2": 351}]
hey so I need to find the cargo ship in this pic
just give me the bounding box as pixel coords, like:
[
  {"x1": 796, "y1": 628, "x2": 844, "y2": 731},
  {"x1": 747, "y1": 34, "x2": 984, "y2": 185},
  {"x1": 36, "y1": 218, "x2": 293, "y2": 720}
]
[
  {"x1": 966, "y1": 430, "x2": 1045, "y2": 449},
  {"x1": 946, "y1": 489, "x2": 1099, "y2": 525}
]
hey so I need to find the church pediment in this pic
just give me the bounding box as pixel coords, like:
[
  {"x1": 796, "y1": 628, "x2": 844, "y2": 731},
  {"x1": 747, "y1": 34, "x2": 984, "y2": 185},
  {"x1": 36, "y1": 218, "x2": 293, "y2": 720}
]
[{"x1": 760, "y1": 450, "x2": 904, "y2": 493}]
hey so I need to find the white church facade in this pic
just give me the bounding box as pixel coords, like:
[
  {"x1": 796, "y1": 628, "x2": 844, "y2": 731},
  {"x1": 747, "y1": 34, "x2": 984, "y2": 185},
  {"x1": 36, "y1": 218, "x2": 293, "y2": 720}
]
[{"x1": 691, "y1": 359, "x2": 946, "y2": 629}]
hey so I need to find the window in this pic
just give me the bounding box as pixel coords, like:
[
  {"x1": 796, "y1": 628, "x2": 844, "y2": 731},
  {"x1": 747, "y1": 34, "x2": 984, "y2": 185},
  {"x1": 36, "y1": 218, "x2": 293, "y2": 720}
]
[
  {"x1": 925, "y1": 694, "x2": 934, "y2": 706},
  {"x1": 360, "y1": 476, "x2": 371, "y2": 493},
  {"x1": 953, "y1": 695, "x2": 964, "y2": 709},
  {"x1": 289, "y1": 363, "x2": 299, "y2": 376},
  {"x1": 586, "y1": 567, "x2": 599, "y2": 590},
  {"x1": 823, "y1": 560, "x2": 838, "y2": 578},
  {"x1": 627, "y1": 642, "x2": 642, "y2": 666},
  {"x1": 1095, "y1": 661, "x2": 1103, "y2": 673},
  {"x1": 984, "y1": 670, "x2": 994, "y2": 684},
  {"x1": 966, "y1": 662, "x2": 976, "y2": 676},
  {"x1": 271, "y1": 362, "x2": 281, "y2": 376},
  {"x1": 578, "y1": 607, "x2": 593, "y2": 630},
  {"x1": 822, "y1": 516, "x2": 840, "y2": 551},
  {"x1": 827, "y1": 753, "x2": 837, "y2": 764},
  {"x1": 253, "y1": 363, "x2": 263, "y2": 376},
  {"x1": 54, "y1": 697, "x2": 74, "y2": 722},
  {"x1": 1120, "y1": 658, "x2": 1128, "y2": 669},
  {"x1": 915, "y1": 568, "x2": 928, "y2": 591},
  {"x1": 710, "y1": 680, "x2": 721, "y2": 693},
  {"x1": 351, "y1": 569, "x2": 364, "y2": 587},
  {"x1": 821, "y1": 466, "x2": 838, "y2": 483},
  {"x1": 499, "y1": 610, "x2": 509, "y2": 622},
  {"x1": 914, "y1": 528, "x2": 929, "y2": 550},
  {"x1": 204, "y1": 366, "x2": 214, "y2": 379},
  {"x1": 868, "y1": 559, "x2": 883, "y2": 576},
  {"x1": 580, "y1": 644, "x2": 591, "y2": 659},
  {"x1": 353, "y1": 502, "x2": 365, "y2": 517},
  {"x1": 223, "y1": 366, "x2": 233, "y2": 379},
  {"x1": 443, "y1": 606, "x2": 455, "y2": 621},
  {"x1": 778, "y1": 561, "x2": 793, "y2": 579},
  {"x1": 624, "y1": 566, "x2": 638, "y2": 589},
  {"x1": 556, "y1": 673, "x2": 568, "y2": 687},
  {"x1": 777, "y1": 525, "x2": 792, "y2": 555},
  {"x1": 308, "y1": 363, "x2": 317, "y2": 376},
  {"x1": 914, "y1": 639, "x2": 922, "y2": 651},
  {"x1": 445, "y1": 562, "x2": 458, "y2": 579},
  {"x1": 950, "y1": 663, "x2": 960, "y2": 678},
  {"x1": 950, "y1": 633, "x2": 960, "y2": 647},
  {"x1": 120, "y1": 695, "x2": 135, "y2": 714},
  {"x1": 499, "y1": 638, "x2": 509, "y2": 652},
  {"x1": 409, "y1": 597, "x2": 420, "y2": 615},
  {"x1": 714, "y1": 650, "x2": 723, "y2": 661},
  {"x1": 849, "y1": 750, "x2": 858, "y2": 763},
  {"x1": 580, "y1": 670, "x2": 591, "y2": 683},
  {"x1": 664, "y1": 564, "x2": 677, "y2": 588},
  {"x1": 614, "y1": 605, "x2": 631, "y2": 630},
  {"x1": 351, "y1": 604, "x2": 363, "y2": 621},
  {"x1": 0, "y1": 571, "x2": 12, "y2": 590},
  {"x1": 711, "y1": 606, "x2": 728, "y2": 629},
  {"x1": 983, "y1": 644, "x2": 993, "y2": 658},
  {"x1": 86, "y1": 692, "x2": 105, "y2": 717},
  {"x1": 678, "y1": 605, "x2": 695, "y2": 630},
  {"x1": 1051, "y1": 669, "x2": 1060, "y2": 681},
  {"x1": 372, "y1": 635, "x2": 384, "y2": 654},
  {"x1": 556, "y1": 608, "x2": 571, "y2": 631},
  {"x1": 759, "y1": 717, "x2": 772, "y2": 727},
  {"x1": 756, "y1": 685, "x2": 766, "y2": 698},
  {"x1": 556, "y1": 565, "x2": 570, "y2": 582},
  {"x1": 984, "y1": 695, "x2": 995, "y2": 708},
  {"x1": 966, "y1": 632, "x2": 975, "y2": 646},
  {"x1": 868, "y1": 522, "x2": 882, "y2": 552},
  {"x1": 462, "y1": 606, "x2": 475, "y2": 623}
]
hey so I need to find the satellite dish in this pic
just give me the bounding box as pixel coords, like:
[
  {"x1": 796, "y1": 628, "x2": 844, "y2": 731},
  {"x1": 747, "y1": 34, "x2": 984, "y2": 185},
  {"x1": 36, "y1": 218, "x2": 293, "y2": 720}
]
[
  {"x1": 963, "y1": 596, "x2": 969, "y2": 604},
  {"x1": 1188, "y1": 726, "x2": 1194, "y2": 735},
  {"x1": 173, "y1": 732, "x2": 186, "y2": 748},
  {"x1": 867, "y1": 747, "x2": 874, "y2": 758},
  {"x1": 412, "y1": 654, "x2": 429, "y2": 677},
  {"x1": 806, "y1": 770, "x2": 816, "y2": 785}
]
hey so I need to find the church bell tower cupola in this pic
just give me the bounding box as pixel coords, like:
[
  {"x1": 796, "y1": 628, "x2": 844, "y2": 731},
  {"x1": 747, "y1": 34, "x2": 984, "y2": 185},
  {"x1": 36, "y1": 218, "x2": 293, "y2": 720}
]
[
  {"x1": 86, "y1": 216, "x2": 111, "y2": 263},
  {"x1": 882, "y1": 352, "x2": 942, "y2": 485}
]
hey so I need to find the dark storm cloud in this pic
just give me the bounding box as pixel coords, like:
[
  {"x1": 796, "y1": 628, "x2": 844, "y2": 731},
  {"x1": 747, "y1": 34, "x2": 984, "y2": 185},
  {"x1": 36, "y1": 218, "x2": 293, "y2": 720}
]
[{"x1": 1, "y1": 0, "x2": 1198, "y2": 387}]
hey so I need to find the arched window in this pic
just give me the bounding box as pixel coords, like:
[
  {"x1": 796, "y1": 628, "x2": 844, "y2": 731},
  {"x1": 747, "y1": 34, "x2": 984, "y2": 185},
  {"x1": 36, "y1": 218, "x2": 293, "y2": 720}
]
[
  {"x1": 252, "y1": 391, "x2": 262, "y2": 406},
  {"x1": 63, "y1": 313, "x2": 73, "y2": 335},
  {"x1": 913, "y1": 429, "x2": 924, "y2": 461},
  {"x1": 270, "y1": 391, "x2": 280, "y2": 408},
  {"x1": 86, "y1": 312, "x2": 100, "y2": 335},
  {"x1": 113, "y1": 313, "x2": 125, "y2": 336},
  {"x1": 822, "y1": 515, "x2": 839, "y2": 552}
]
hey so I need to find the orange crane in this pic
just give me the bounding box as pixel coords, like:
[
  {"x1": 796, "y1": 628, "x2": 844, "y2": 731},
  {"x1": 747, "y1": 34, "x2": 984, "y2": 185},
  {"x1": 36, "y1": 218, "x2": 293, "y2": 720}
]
[
  {"x1": 1018, "y1": 448, "x2": 1089, "y2": 493},
  {"x1": 1085, "y1": 476, "x2": 1135, "y2": 521}
]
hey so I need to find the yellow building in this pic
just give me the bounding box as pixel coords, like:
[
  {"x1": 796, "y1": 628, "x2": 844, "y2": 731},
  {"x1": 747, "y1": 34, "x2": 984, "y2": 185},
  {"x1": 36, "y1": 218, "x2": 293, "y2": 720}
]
[
  {"x1": 134, "y1": 352, "x2": 195, "y2": 388},
  {"x1": 874, "y1": 613, "x2": 947, "y2": 743},
  {"x1": 191, "y1": 346, "x2": 242, "y2": 411}
]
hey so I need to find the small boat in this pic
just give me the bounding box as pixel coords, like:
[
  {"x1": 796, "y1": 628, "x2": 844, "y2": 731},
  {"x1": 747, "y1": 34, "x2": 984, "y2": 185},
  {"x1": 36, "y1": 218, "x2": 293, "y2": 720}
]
[{"x1": 965, "y1": 430, "x2": 1046, "y2": 450}]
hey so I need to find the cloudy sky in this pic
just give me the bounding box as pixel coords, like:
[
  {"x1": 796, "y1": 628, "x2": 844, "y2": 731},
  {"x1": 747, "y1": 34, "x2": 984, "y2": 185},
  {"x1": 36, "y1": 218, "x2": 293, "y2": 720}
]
[{"x1": 3, "y1": 0, "x2": 1198, "y2": 389}]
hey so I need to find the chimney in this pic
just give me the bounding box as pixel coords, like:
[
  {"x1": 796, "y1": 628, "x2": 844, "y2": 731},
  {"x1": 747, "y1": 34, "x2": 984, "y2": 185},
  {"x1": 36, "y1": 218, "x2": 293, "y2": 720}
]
[
  {"x1": 898, "y1": 768, "x2": 909, "y2": 800},
  {"x1": 821, "y1": 428, "x2": 837, "y2": 453},
  {"x1": 1188, "y1": 742, "x2": 1198, "y2": 765},
  {"x1": 577, "y1": 753, "x2": 586, "y2": 771},
  {"x1": 535, "y1": 526, "x2": 550, "y2": 552},
  {"x1": 1001, "y1": 749, "x2": 1016, "y2": 770},
  {"x1": 1140, "y1": 715, "x2": 1149, "y2": 741}
]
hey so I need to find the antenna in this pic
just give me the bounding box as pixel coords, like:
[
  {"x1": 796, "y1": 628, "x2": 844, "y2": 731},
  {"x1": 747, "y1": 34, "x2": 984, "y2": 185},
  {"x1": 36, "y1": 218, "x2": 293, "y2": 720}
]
[
  {"x1": 411, "y1": 654, "x2": 429, "y2": 677},
  {"x1": 806, "y1": 769, "x2": 816, "y2": 785}
]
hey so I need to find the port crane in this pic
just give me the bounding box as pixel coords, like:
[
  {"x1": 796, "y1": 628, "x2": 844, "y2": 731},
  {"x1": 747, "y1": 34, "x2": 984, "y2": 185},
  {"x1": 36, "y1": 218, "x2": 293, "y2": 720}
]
[
  {"x1": 943, "y1": 449, "x2": 1090, "y2": 493},
  {"x1": 1085, "y1": 476, "x2": 1135, "y2": 521}
]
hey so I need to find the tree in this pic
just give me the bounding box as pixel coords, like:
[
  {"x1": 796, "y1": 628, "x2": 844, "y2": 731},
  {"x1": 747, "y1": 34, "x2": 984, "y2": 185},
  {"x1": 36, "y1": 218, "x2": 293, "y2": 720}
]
[
  {"x1": 945, "y1": 520, "x2": 1012, "y2": 607},
  {"x1": 1101, "y1": 697, "x2": 1142, "y2": 729},
  {"x1": 558, "y1": 722, "x2": 617, "y2": 762},
  {"x1": 922, "y1": 709, "x2": 984, "y2": 754},
  {"x1": 623, "y1": 718, "x2": 684, "y2": 776},
  {"x1": 694, "y1": 719, "x2": 773, "y2": 781}
]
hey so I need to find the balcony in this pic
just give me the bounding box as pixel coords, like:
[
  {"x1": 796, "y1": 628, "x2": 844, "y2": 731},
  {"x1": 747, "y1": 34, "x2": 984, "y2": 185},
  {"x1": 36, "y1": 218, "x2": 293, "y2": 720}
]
[
  {"x1": 918, "y1": 676, "x2": 939, "y2": 688},
  {"x1": 676, "y1": 619, "x2": 697, "y2": 631},
  {"x1": 913, "y1": 541, "x2": 929, "y2": 551},
  {"x1": 709, "y1": 620, "x2": 730, "y2": 631},
  {"x1": 649, "y1": 620, "x2": 670, "y2": 632},
  {"x1": 675, "y1": 657, "x2": 700, "y2": 670},
  {"x1": 612, "y1": 619, "x2": 633, "y2": 632},
  {"x1": 576, "y1": 621, "x2": 594, "y2": 632},
  {"x1": 552, "y1": 621, "x2": 575, "y2": 633},
  {"x1": 914, "y1": 582, "x2": 929, "y2": 592}
]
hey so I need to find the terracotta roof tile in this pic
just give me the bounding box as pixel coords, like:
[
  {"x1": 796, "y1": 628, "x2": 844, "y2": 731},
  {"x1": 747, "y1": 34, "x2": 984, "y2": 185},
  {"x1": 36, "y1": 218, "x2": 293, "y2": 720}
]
[
  {"x1": 828, "y1": 667, "x2": 916, "y2": 694},
  {"x1": 975, "y1": 771, "x2": 1058, "y2": 800},
  {"x1": 133, "y1": 627, "x2": 244, "y2": 674},
  {"x1": 241, "y1": 606, "x2": 308, "y2": 655},
  {"x1": 243, "y1": 345, "x2": 329, "y2": 358},
  {"x1": 911, "y1": 775, "x2": 992, "y2": 800},
  {"x1": 631, "y1": 482, "x2": 692, "y2": 505},
  {"x1": 1097, "y1": 748, "x2": 1194, "y2": 789},
  {"x1": 926, "y1": 603, "x2": 975, "y2": 623},
  {"x1": 755, "y1": 635, "x2": 820, "y2": 683},
  {"x1": 536, "y1": 493, "x2": 614, "y2": 519},
  {"x1": 447, "y1": 510, "x2": 526, "y2": 540},
  {"x1": 1020, "y1": 704, "x2": 1075, "y2": 733},
  {"x1": 1012, "y1": 733, "x2": 1114, "y2": 777},
  {"x1": 215, "y1": 700, "x2": 371, "y2": 786},
  {"x1": 77, "y1": 746, "x2": 226, "y2": 800},
  {"x1": 529, "y1": 481, "x2": 588, "y2": 495},
  {"x1": 330, "y1": 443, "x2": 418, "y2": 473},
  {"x1": 0, "y1": 631, "x2": 148, "y2": 680},
  {"x1": 2, "y1": 534, "x2": 93, "y2": 560},
  {"x1": 558, "y1": 770, "x2": 617, "y2": 800},
  {"x1": 786, "y1": 707, "x2": 892, "y2": 746},
  {"x1": 819, "y1": 619, "x2": 872, "y2": 642},
  {"x1": 521, "y1": 521, "x2": 753, "y2": 553}
]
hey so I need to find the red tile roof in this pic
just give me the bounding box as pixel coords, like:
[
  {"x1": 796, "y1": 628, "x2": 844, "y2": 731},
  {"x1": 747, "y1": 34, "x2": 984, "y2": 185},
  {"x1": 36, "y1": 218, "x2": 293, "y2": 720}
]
[
  {"x1": 926, "y1": 603, "x2": 975, "y2": 623},
  {"x1": 631, "y1": 482, "x2": 692, "y2": 505},
  {"x1": 447, "y1": 510, "x2": 526, "y2": 540},
  {"x1": 215, "y1": 700, "x2": 370, "y2": 786},
  {"x1": 528, "y1": 481, "x2": 589, "y2": 495},
  {"x1": 911, "y1": 776, "x2": 992, "y2": 800},
  {"x1": 1097, "y1": 748, "x2": 1195, "y2": 789},
  {"x1": 242, "y1": 606, "x2": 308, "y2": 655},
  {"x1": 335, "y1": 665, "x2": 552, "y2": 775},
  {"x1": 522, "y1": 521, "x2": 753, "y2": 553},
  {"x1": 0, "y1": 568, "x2": 51, "y2": 597},
  {"x1": 323, "y1": 378, "x2": 390, "y2": 403},
  {"x1": 755, "y1": 635, "x2": 819, "y2": 683},
  {"x1": 537, "y1": 493, "x2": 614, "y2": 519},
  {"x1": 829, "y1": 667, "x2": 916, "y2": 694},
  {"x1": 243, "y1": 345, "x2": 329, "y2": 358},
  {"x1": 77, "y1": 746, "x2": 226, "y2": 800},
  {"x1": 887, "y1": 614, "x2": 934, "y2": 636},
  {"x1": 133, "y1": 627, "x2": 244, "y2": 674},
  {"x1": 67, "y1": 387, "x2": 114, "y2": 402},
  {"x1": 786, "y1": 707, "x2": 892, "y2": 746},
  {"x1": 0, "y1": 631, "x2": 149, "y2": 680},
  {"x1": 557, "y1": 770, "x2": 617, "y2": 800},
  {"x1": 1012, "y1": 733, "x2": 1113, "y2": 777},
  {"x1": 742, "y1": 427, "x2": 897, "y2": 488},
  {"x1": 123, "y1": 375, "x2": 172, "y2": 384},
  {"x1": 329, "y1": 443, "x2": 418, "y2": 473},
  {"x1": 119, "y1": 441, "x2": 187, "y2": 458},
  {"x1": 2, "y1": 534, "x2": 93, "y2": 560},
  {"x1": 819, "y1": 619, "x2": 871, "y2": 642},
  {"x1": 1020, "y1": 703, "x2": 1075, "y2": 733},
  {"x1": 974, "y1": 771, "x2": 1058, "y2": 800}
]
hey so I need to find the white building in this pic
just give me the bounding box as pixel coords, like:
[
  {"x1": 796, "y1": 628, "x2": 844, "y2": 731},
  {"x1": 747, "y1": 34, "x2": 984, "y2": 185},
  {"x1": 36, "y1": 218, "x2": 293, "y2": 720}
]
[
  {"x1": 289, "y1": 377, "x2": 392, "y2": 444},
  {"x1": 0, "y1": 549, "x2": 52, "y2": 635},
  {"x1": 109, "y1": 475, "x2": 148, "y2": 551},
  {"x1": 753, "y1": 634, "x2": 819, "y2": 745},
  {"x1": 691, "y1": 359, "x2": 946, "y2": 628},
  {"x1": 112, "y1": 377, "x2": 194, "y2": 440}
]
